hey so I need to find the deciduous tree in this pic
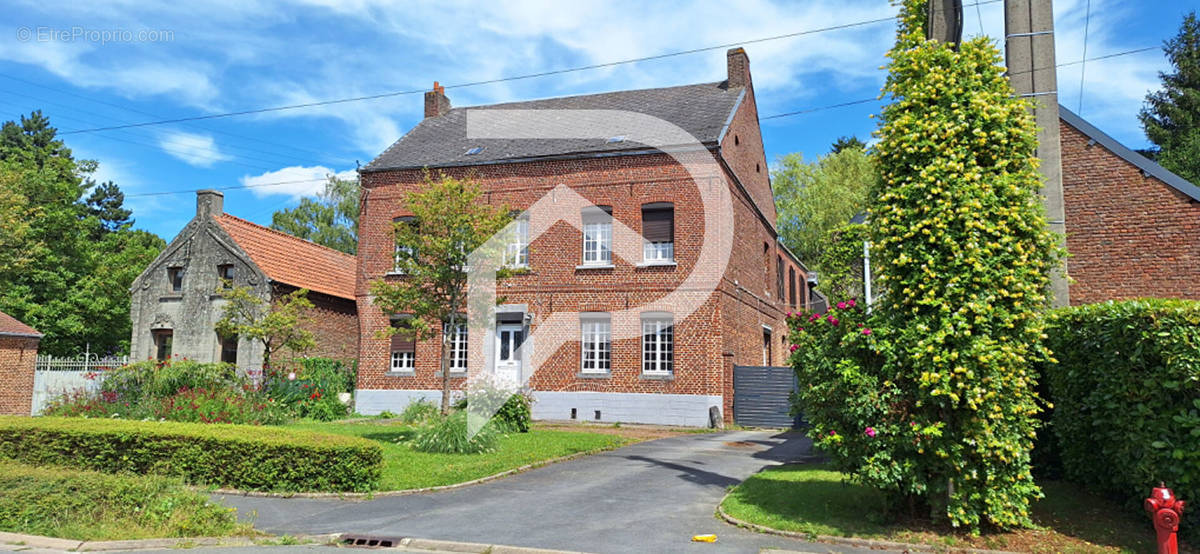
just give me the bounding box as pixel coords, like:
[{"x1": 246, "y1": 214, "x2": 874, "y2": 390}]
[
  {"x1": 773, "y1": 147, "x2": 874, "y2": 273},
  {"x1": 214, "y1": 285, "x2": 316, "y2": 370},
  {"x1": 271, "y1": 176, "x2": 359, "y2": 254}
]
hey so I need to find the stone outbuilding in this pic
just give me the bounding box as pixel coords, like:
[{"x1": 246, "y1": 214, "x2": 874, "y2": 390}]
[
  {"x1": 129, "y1": 191, "x2": 358, "y2": 373},
  {"x1": 0, "y1": 310, "x2": 41, "y2": 415}
]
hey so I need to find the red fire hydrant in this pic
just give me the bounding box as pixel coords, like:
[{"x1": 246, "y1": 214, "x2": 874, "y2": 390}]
[{"x1": 1145, "y1": 483, "x2": 1186, "y2": 554}]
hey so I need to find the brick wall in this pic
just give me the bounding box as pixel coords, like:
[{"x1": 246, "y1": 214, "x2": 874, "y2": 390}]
[
  {"x1": 1061, "y1": 121, "x2": 1200, "y2": 303},
  {"x1": 0, "y1": 336, "x2": 38, "y2": 415},
  {"x1": 274, "y1": 285, "x2": 358, "y2": 364}
]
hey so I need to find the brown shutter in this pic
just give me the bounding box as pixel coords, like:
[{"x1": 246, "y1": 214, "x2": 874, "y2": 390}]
[
  {"x1": 391, "y1": 321, "x2": 415, "y2": 352},
  {"x1": 642, "y1": 206, "x2": 673, "y2": 243}
]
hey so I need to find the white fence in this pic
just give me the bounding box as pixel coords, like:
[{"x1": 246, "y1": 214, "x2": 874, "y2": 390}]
[{"x1": 31, "y1": 354, "x2": 127, "y2": 415}]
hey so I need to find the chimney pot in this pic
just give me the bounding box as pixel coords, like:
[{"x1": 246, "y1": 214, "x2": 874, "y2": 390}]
[
  {"x1": 196, "y1": 189, "x2": 224, "y2": 218},
  {"x1": 727, "y1": 47, "x2": 751, "y2": 89},
  {"x1": 425, "y1": 81, "x2": 451, "y2": 118}
]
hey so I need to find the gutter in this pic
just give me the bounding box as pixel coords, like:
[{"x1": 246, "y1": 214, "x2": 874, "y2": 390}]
[{"x1": 0, "y1": 331, "x2": 43, "y2": 339}]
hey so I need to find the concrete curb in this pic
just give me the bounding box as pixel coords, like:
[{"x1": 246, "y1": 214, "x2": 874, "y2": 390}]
[
  {"x1": 0, "y1": 531, "x2": 340, "y2": 552},
  {"x1": 715, "y1": 487, "x2": 1021, "y2": 554},
  {"x1": 391, "y1": 536, "x2": 590, "y2": 553},
  {"x1": 208, "y1": 445, "x2": 623, "y2": 500}
]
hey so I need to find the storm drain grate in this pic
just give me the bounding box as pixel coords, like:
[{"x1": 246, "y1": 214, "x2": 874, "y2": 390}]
[{"x1": 340, "y1": 534, "x2": 403, "y2": 548}]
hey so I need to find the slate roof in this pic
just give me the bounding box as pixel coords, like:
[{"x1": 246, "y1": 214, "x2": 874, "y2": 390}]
[
  {"x1": 1060, "y1": 106, "x2": 1200, "y2": 202},
  {"x1": 0, "y1": 310, "x2": 41, "y2": 338},
  {"x1": 363, "y1": 81, "x2": 745, "y2": 172},
  {"x1": 214, "y1": 214, "x2": 356, "y2": 300}
]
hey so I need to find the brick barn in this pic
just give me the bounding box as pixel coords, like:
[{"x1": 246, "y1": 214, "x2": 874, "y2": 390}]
[
  {"x1": 0, "y1": 310, "x2": 40, "y2": 415},
  {"x1": 1059, "y1": 107, "x2": 1200, "y2": 303},
  {"x1": 355, "y1": 48, "x2": 812, "y2": 426},
  {"x1": 129, "y1": 191, "x2": 358, "y2": 373}
]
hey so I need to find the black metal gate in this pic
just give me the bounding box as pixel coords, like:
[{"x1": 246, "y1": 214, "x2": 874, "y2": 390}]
[{"x1": 733, "y1": 365, "x2": 799, "y2": 428}]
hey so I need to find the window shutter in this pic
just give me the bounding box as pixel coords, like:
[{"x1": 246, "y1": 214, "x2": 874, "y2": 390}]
[
  {"x1": 391, "y1": 321, "x2": 415, "y2": 352},
  {"x1": 642, "y1": 206, "x2": 673, "y2": 243}
]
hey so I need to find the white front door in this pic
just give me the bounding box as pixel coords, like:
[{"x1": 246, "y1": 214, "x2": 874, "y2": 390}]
[{"x1": 495, "y1": 324, "x2": 525, "y2": 384}]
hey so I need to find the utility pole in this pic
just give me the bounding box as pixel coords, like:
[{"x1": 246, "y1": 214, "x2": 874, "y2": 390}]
[
  {"x1": 926, "y1": 0, "x2": 964, "y2": 46},
  {"x1": 1005, "y1": 0, "x2": 1070, "y2": 307}
]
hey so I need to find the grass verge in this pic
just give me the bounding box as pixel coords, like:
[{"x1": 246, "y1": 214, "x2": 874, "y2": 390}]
[
  {"x1": 720, "y1": 464, "x2": 1183, "y2": 553},
  {"x1": 0, "y1": 461, "x2": 248, "y2": 541},
  {"x1": 284, "y1": 420, "x2": 631, "y2": 491}
]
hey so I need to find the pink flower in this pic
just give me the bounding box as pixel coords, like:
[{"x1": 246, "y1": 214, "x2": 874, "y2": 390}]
[
  {"x1": 865, "y1": 427, "x2": 877, "y2": 438},
  {"x1": 786, "y1": 311, "x2": 793, "y2": 318},
  {"x1": 829, "y1": 430, "x2": 837, "y2": 436},
  {"x1": 797, "y1": 327, "x2": 804, "y2": 332},
  {"x1": 837, "y1": 301, "x2": 847, "y2": 310},
  {"x1": 826, "y1": 315, "x2": 839, "y2": 326},
  {"x1": 862, "y1": 328, "x2": 872, "y2": 335},
  {"x1": 287, "y1": 372, "x2": 297, "y2": 381},
  {"x1": 848, "y1": 298, "x2": 857, "y2": 308},
  {"x1": 789, "y1": 344, "x2": 798, "y2": 352},
  {"x1": 808, "y1": 313, "x2": 820, "y2": 322}
]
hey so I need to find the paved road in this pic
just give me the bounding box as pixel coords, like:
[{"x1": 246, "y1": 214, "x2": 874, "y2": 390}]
[{"x1": 213, "y1": 430, "x2": 881, "y2": 553}]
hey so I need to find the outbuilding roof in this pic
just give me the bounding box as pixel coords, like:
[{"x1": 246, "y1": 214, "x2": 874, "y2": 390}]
[
  {"x1": 363, "y1": 81, "x2": 744, "y2": 172},
  {"x1": 0, "y1": 310, "x2": 42, "y2": 338},
  {"x1": 214, "y1": 214, "x2": 356, "y2": 300}
]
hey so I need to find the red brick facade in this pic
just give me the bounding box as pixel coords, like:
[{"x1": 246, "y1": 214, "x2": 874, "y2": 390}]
[
  {"x1": 275, "y1": 285, "x2": 359, "y2": 365},
  {"x1": 0, "y1": 313, "x2": 39, "y2": 416},
  {"x1": 1060, "y1": 117, "x2": 1200, "y2": 304},
  {"x1": 356, "y1": 50, "x2": 809, "y2": 423}
]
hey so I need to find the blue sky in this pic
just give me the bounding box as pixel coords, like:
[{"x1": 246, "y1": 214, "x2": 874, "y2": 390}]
[{"x1": 1, "y1": 0, "x2": 1194, "y2": 240}]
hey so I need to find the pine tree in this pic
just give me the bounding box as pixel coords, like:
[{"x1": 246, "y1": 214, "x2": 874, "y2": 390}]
[{"x1": 1140, "y1": 11, "x2": 1200, "y2": 184}]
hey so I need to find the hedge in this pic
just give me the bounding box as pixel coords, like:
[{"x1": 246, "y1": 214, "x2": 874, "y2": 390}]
[
  {"x1": 0, "y1": 460, "x2": 239, "y2": 540},
  {"x1": 1042, "y1": 299, "x2": 1200, "y2": 542},
  {"x1": 0, "y1": 417, "x2": 382, "y2": 492}
]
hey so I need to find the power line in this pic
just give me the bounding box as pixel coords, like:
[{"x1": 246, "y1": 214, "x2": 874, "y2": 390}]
[
  {"x1": 57, "y1": 1, "x2": 1003, "y2": 136},
  {"x1": 125, "y1": 178, "x2": 333, "y2": 198},
  {"x1": 1078, "y1": 0, "x2": 1092, "y2": 114}
]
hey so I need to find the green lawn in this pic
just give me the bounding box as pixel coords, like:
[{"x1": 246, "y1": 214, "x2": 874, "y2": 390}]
[
  {"x1": 721, "y1": 464, "x2": 1162, "y2": 553},
  {"x1": 284, "y1": 420, "x2": 631, "y2": 491}
]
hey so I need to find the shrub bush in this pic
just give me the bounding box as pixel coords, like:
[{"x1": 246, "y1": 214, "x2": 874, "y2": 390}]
[
  {"x1": 0, "y1": 416, "x2": 382, "y2": 492},
  {"x1": 1042, "y1": 299, "x2": 1200, "y2": 542},
  {"x1": 0, "y1": 460, "x2": 240, "y2": 540},
  {"x1": 153, "y1": 387, "x2": 289, "y2": 425},
  {"x1": 453, "y1": 391, "x2": 534, "y2": 433},
  {"x1": 399, "y1": 398, "x2": 440, "y2": 424},
  {"x1": 410, "y1": 411, "x2": 505, "y2": 454},
  {"x1": 101, "y1": 359, "x2": 242, "y2": 405},
  {"x1": 263, "y1": 359, "x2": 352, "y2": 421}
]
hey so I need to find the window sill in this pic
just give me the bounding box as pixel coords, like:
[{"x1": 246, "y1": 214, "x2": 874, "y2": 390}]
[
  {"x1": 384, "y1": 270, "x2": 407, "y2": 276},
  {"x1": 635, "y1": 260, "x2": 676, "y2": 268},
  {"x1": 576, "y1": 372, "x2": 611, "y2": 379},
  {"x1": 385, "y1": 371, "x2": 415, "y2": 377},
  {"x1": 434, "y1": 371, "x2": 469, "y2": 377},
  {"x1": 575, "y1": 264, "x2": 615, "y2": 270},
  {"x1": 158, "y1": 294, "x2": 183, "y2": 301},
  {"x1": 639, "y1": 373, "x2": 675, "y2": 381}
]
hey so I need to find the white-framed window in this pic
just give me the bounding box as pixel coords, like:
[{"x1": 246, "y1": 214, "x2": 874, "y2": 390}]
[
  {"x1": 504, "y1": 216, "x2": 529, "y2": 268},
  {"x1": 642, "y1": 313, "x2": 674, "y2": 374},
  {"x1": 443, "y1": 320, "x2": 468, "y2": 373},
  {"x1": 390, "y1": 317, "x2": 415, "y2": 373},
  {"x1": 393, "y1": 216, "x2": 417, "y2": 273},
  {"x1": 581, "y1": 206, "x2": 613, "y2": 266},
  {"x1": 580, "y1": 313, "x2": 611, "y2": 374},
  {"x1": 641, "y1": 203, "x2": 675, "y2": 262}
]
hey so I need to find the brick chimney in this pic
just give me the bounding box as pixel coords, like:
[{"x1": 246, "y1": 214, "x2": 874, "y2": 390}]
[
  {"x1": 424, "y1": 81, "x2": 451, "y2": 118},
  {"x1": 727, "y1": 48, "x2": 752, "y2": 89},
  {"x1": 196, "y1": 189, "x2": 224, "y2": 218}
]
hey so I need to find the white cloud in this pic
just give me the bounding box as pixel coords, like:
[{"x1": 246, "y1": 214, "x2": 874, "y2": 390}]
[
  {"x1": 240, "y1": 165, "x2": 356, "y2": 199},
  {"x1": 157, "y1": 131, "x2": 231, "y2": 167}
]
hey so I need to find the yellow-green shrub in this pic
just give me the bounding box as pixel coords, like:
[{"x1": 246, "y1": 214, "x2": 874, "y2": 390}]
[{"x1": 0, "y1": 417, "x2": 382, "y2": 492}]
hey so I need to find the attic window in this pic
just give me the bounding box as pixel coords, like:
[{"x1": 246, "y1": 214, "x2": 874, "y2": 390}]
[
  {"x1": 465, "y1": 146, "x2": 484, "y2": 155},
  {"x1": 606, "y1": 136, "x2": 625, "y2": 144}
]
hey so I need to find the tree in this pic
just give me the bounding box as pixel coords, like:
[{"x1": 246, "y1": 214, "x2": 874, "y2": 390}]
[
  {"x1": 214, "y1": 285, "x2": 316, "y2": 370},
  {"x1": 0, "y1": 111, "x2": 163, "y2": 355},
  {"x1": 772, "y1": 147, "x2": 874, "y2": 273},
  {"x1": 869, "y1": 0, "x2": 1055, "y2": 529},
  {"x1": 831, "y1": 135, "x2": 867, "y2": 153},
  {"x1": 793, "y1": 0, "x2": 1056, "y2": 532},
  {"x1": 271, "y1": 175, "x2": 360, "y2": 254},
  {"x1": 370, "y1": 175, "x2": 513, "y2": 414},
  {"x1": 1140, "y1": 11, "x2": 1200, "y2": 184}
]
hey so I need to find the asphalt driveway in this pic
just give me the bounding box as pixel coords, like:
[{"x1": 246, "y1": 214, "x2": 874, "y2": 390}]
[{"x1": 214, "y1": 430, "x2": 879, "y2": 553}]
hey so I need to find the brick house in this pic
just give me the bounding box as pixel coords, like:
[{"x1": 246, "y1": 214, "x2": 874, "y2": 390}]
[
  {"x1": 129, "y1": 190, "x2": 358, "y2": 372},
  {"x1": 1059, "y1": 107, "x2": 1200, "y2": 304},
  {"x1": 354, "y1": 48, "x2": 811, "y2": 426},
  {"x1": 0, "y1": 310, "x2": 40, "y2": 415}
]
